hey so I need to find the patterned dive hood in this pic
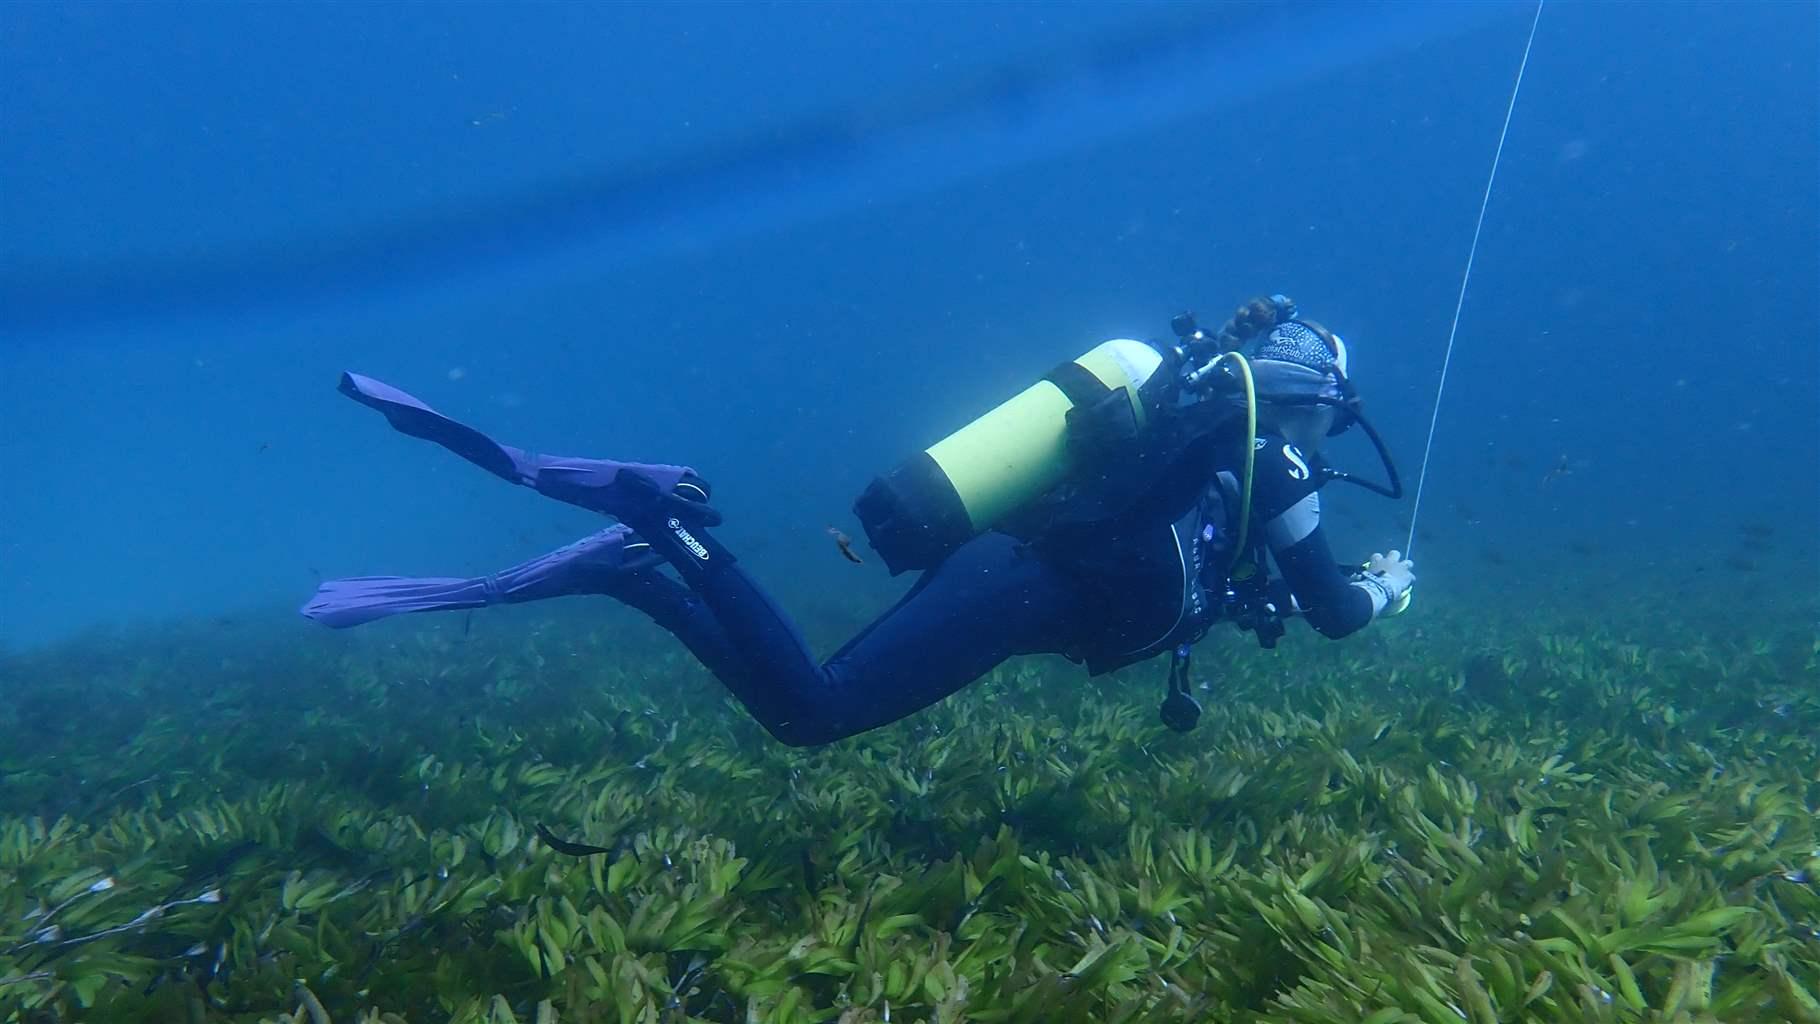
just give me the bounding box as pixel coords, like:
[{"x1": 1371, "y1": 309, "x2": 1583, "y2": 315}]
[{"x1": 1250, "y1": 322, "x2": 1346, "y2": 403}]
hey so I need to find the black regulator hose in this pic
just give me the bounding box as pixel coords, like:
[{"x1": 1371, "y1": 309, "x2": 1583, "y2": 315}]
[{"x1": 1322, "y1": 410, "x2": 1403, "y2": 500}]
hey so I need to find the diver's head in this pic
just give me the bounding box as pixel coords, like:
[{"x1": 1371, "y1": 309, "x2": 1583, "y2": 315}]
[{"x1": 1250, "y1": 320, "x2": 1352, "y2": 451}]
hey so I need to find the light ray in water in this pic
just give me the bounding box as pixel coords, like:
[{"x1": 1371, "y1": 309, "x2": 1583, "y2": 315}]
[{"x1": 0, "y1": 1, "x2": 1525, "y2": 336}]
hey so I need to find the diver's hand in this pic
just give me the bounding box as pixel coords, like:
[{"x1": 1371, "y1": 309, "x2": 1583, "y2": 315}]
[{"x1": 1363, "y1": 549, "x2": 1415, "y2": 602}]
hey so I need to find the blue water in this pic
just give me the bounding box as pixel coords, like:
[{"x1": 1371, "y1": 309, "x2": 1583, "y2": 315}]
[{"x1": 2, "y1": 0, "x2": 1815, "y2": 649}]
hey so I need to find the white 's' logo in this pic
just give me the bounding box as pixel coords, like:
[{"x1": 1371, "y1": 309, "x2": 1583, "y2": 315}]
[
  {"x1": 668, "y1": 517, "x2": 710, "y2": 560},
  {"x1": 1283, "y1": 445, "x2": 1310, "y2": 481}
]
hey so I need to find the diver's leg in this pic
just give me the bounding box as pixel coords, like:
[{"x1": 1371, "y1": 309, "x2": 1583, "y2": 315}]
[
  {"x1": 628, "y1": 520, "x2": 1096, "y2": 746},
  {"x1": 302, "y1": 525, "x2": 659, "y2": 627},
  {"x1": 300, "y1": 519, "x2": 756, "y2": 695},
  {"x1": 592, "y1": 567, "x2": 748, "y2": 691}
]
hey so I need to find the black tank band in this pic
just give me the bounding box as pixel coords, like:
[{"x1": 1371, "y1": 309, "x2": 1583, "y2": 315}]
[
  {"x1": 853, "y1": 451, "x2": 974, "y2": 575},
  {"x1": 1042, "y1": 360, "x2": 1116, "y2": 409}
]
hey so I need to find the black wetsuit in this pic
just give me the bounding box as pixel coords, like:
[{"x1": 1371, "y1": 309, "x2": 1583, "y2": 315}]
[
  {"x1": 1227, "y1": 436, "x2": 1377, "y2": 640},
  {"x1": 612, "y1": 430, "x2": 1372, "y2": 747}
]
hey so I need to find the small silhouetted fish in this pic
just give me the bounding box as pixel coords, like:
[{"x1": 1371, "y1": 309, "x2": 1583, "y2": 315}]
[
  {"x1": 849, "y1": 893, "x2": 874, "y2": 955},
  {"x1": 828, "y1": 527, "x2": 863, "y2": 565},
  {"x1": 1565, "y1": 540, "x2": 1596, "y2": 557},
  {"x1": 1541, "y1": 454, "x2": 1572, "y2": 486},
  {"x1": 533, "y1": 823, "x2": 613, "y2": 857},
  {"x1": 800, "y1": 849, "x2": 819, "y2": 894},
  {"x1": 256, "y1": 442, "x2": 269, "y2": 454},
  {"x1": 1738, "y1": 522, "x2": 1776, "y2": 542},
  {"x1": 948, "y1": 876, "x2": 1004, "y2": 932}
]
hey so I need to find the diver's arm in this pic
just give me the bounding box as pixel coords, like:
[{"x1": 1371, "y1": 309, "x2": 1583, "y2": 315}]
[
  {"x1": 1245, "y1": 438, "x2": 1378, "y2": 638},
  {"x1": 1265, "y1": 499, "x2": 1377, "y2": 639}
]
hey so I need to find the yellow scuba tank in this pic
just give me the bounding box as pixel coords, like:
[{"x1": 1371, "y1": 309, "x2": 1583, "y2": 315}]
[{"x1": 854, "y1": 339, "x2": 1163, "y2": 574}]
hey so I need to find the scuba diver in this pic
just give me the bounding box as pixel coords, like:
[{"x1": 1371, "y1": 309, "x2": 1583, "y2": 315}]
[{"x1": 302, "y1": 294, "x2": 1415, "y2": 745}]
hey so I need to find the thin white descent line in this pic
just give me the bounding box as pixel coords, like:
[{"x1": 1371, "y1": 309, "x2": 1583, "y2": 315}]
[{"x1": 1405, "y1": 0, "x2": 1546, "y2": 559}]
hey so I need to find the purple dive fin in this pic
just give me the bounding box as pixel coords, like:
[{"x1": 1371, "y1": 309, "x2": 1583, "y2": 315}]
[
  {"x1": 337, "y1": 372, "x2": 716, "y2": 523},
  {"x1": 302, "y1": 525, "x2": 658, "y2": 628}
]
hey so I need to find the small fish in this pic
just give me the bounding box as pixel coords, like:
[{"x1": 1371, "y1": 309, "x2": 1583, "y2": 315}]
[
  {"x1": 849, "y1": 893, "x2": 874, "y2": 955},
  {"x1": 948, "y1": 877, "x2": 1004, "y2": 932},
  {"x1": 1738, "y1": 522, "x2": 1776, "y2": 541},
  {"x1": 256, "y1": 442, "x2": 270, "y2": 454},
  {"x1": 799, "y1": 849, "x2": 819, "y2": 895},
  {"x1": 1541, "y1": 454, "x2": 1572, "y2": 486},
  {"x1": 210, "y1": 940, "x2": 228, "y2": 979},
  {"x1": 533, "y1": 823, "x2": 614, "y2": 857},
  {"x1": 828, "y1": 527, "x2": 863, "y2": 564}
]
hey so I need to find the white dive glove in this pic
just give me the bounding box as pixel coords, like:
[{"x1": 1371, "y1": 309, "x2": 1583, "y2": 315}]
[{"x1": 1354, "y1": 549, "x2": 1416, "y2": 617}]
